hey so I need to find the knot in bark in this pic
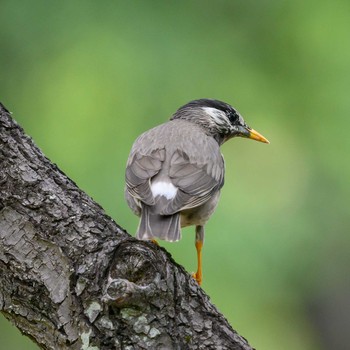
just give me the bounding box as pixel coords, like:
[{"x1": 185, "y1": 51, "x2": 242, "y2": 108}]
[{"x1": 103, "y1": 240, "x2": 171, "y2": 308}]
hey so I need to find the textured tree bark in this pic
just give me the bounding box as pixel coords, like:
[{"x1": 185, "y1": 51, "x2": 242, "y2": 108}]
[{"x1": 0, "y1": 103, "x2": 253, "y2": 350}]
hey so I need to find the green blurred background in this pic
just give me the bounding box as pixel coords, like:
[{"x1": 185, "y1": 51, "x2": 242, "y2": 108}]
[{"x1": 1, "y1": 1, "x2": 349, "y2": 349}]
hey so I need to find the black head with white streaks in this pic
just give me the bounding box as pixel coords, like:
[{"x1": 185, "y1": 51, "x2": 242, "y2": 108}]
[{"x1": 171, "y1": 98, "x2": 250, "y2": 144}]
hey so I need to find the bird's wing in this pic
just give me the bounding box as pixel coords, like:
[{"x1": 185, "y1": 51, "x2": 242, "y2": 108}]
[
  {"x1": 125, "y1": 147, "x2": 165, "y2": 206},
  {"x1": 162, "y1": 146, "x2": 224, "y2": 215},
  {"x1": 126, "y1": 121, "x2": 224, "y2": 215}
]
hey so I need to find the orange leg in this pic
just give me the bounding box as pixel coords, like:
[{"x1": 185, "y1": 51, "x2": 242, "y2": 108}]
[
  {"x1": 150, "y1": 239, "x2": 159, "y2": 245},
  {"x1": 192, "y1": 225, "x2": 204, "y2": 285}
]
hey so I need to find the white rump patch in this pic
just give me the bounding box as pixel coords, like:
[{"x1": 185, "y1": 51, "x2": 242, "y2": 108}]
[{"x1": 151, "y1": 181, "x2": 178, "y2": 200}]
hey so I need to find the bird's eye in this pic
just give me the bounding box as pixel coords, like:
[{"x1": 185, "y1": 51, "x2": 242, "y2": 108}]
[{"x1": 227, "y1": 110, "x2": 239, "y2": 124}]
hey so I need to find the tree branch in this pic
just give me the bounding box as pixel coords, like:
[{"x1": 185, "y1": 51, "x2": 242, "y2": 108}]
[{"x1": 0, "y1": 103, "x2": 253, "y2": 350}]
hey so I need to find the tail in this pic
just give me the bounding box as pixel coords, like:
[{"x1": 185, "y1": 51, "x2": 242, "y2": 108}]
[{"x1": 136, "y1": 204, "x2": 181, "y2": 242}]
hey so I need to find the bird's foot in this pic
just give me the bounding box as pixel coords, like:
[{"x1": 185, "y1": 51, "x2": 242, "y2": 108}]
[
  {"x1": 192, "y1": 272, "x2": 202, "y2": 285},
  {"x1": 150, "y1": 239, "x2": 159, "y2": 245}
]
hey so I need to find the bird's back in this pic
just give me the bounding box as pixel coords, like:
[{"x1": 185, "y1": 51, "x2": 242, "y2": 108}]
[
  {"x1": 125, "y1": 119, "x2": 225, "y2": 241},
  {"x1": 128, "y1": 119, "x2": 223, "y2": 178}
]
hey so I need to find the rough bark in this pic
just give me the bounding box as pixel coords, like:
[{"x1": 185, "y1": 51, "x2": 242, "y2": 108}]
[{"x1": 0, "y1": 103, "x2": 253, "y2": 350}]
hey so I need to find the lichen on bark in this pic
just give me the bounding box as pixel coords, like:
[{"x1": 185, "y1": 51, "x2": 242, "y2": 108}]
[{"x1": 0, "y1": 103, "x2": 253, "y2": 350}]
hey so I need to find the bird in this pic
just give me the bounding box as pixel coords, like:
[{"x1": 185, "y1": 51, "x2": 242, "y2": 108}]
[{"x1": 125, "y1": 99, "x2": 269, "y2": 285}]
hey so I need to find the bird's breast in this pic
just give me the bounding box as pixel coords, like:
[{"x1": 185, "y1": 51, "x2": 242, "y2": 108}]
[{"x1": 180, "y1": 190, "x2": 221, "y2": 227}]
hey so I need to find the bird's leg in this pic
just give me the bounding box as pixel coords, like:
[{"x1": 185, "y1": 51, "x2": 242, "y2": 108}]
[{"x1": 192, "y1": 225, "x2": 204, "y2": 285}]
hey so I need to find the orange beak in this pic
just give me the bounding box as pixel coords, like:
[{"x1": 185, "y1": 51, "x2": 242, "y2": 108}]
[
  {"x1": 236, "y1": 125, "x2": 270, "y2": 144},
  {"x1": 247, "y1": 128, "x2": 270, "y2": 144}
]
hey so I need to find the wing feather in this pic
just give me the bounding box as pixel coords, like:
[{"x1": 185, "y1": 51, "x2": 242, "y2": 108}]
[
  {"x1": 161, "y1": 149, "x2": 224, "y2": 215},
  {"x1": 125, "y1": 121, "x2": 225, "y2": 217},
  {"x1": 125, "y1": 148, "x2": 165, "y2": 205}
]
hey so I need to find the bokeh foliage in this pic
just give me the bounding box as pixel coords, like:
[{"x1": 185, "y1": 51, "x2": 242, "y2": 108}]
[{"x1": 1, "y1": 1, "x2": 349, "y2": 349}]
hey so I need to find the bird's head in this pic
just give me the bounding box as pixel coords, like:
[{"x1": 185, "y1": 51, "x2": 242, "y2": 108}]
[{"x1": 171, "y1": 99, "x2": 269, "y2": 145}]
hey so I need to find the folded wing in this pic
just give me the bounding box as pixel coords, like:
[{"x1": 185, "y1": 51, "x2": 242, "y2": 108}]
[{"x1": 161, "y1": 149, "x2": 224, "y2": 215}]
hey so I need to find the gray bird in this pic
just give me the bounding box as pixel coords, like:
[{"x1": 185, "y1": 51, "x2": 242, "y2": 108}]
[{"x1": 125, "y1": 99, "x2": 269, "y2": 284}]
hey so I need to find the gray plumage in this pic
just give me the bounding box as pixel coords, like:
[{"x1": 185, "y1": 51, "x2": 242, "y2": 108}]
[
  {"x1": 125, "y1": 99, "x2": 268, "y2": 244},
  {"x1": 125, "y1": 119, "x2": 224, "y2": 241}
]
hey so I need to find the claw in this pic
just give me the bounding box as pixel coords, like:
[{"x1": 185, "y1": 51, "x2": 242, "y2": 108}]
[{"x1": 192, "y1": 271, "x2": 202, "y2": 285}]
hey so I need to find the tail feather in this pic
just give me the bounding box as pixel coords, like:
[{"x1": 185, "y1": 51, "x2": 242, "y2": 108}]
[{"x1": 137, "y1": 204, "x2": 181, "y2": 242}]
